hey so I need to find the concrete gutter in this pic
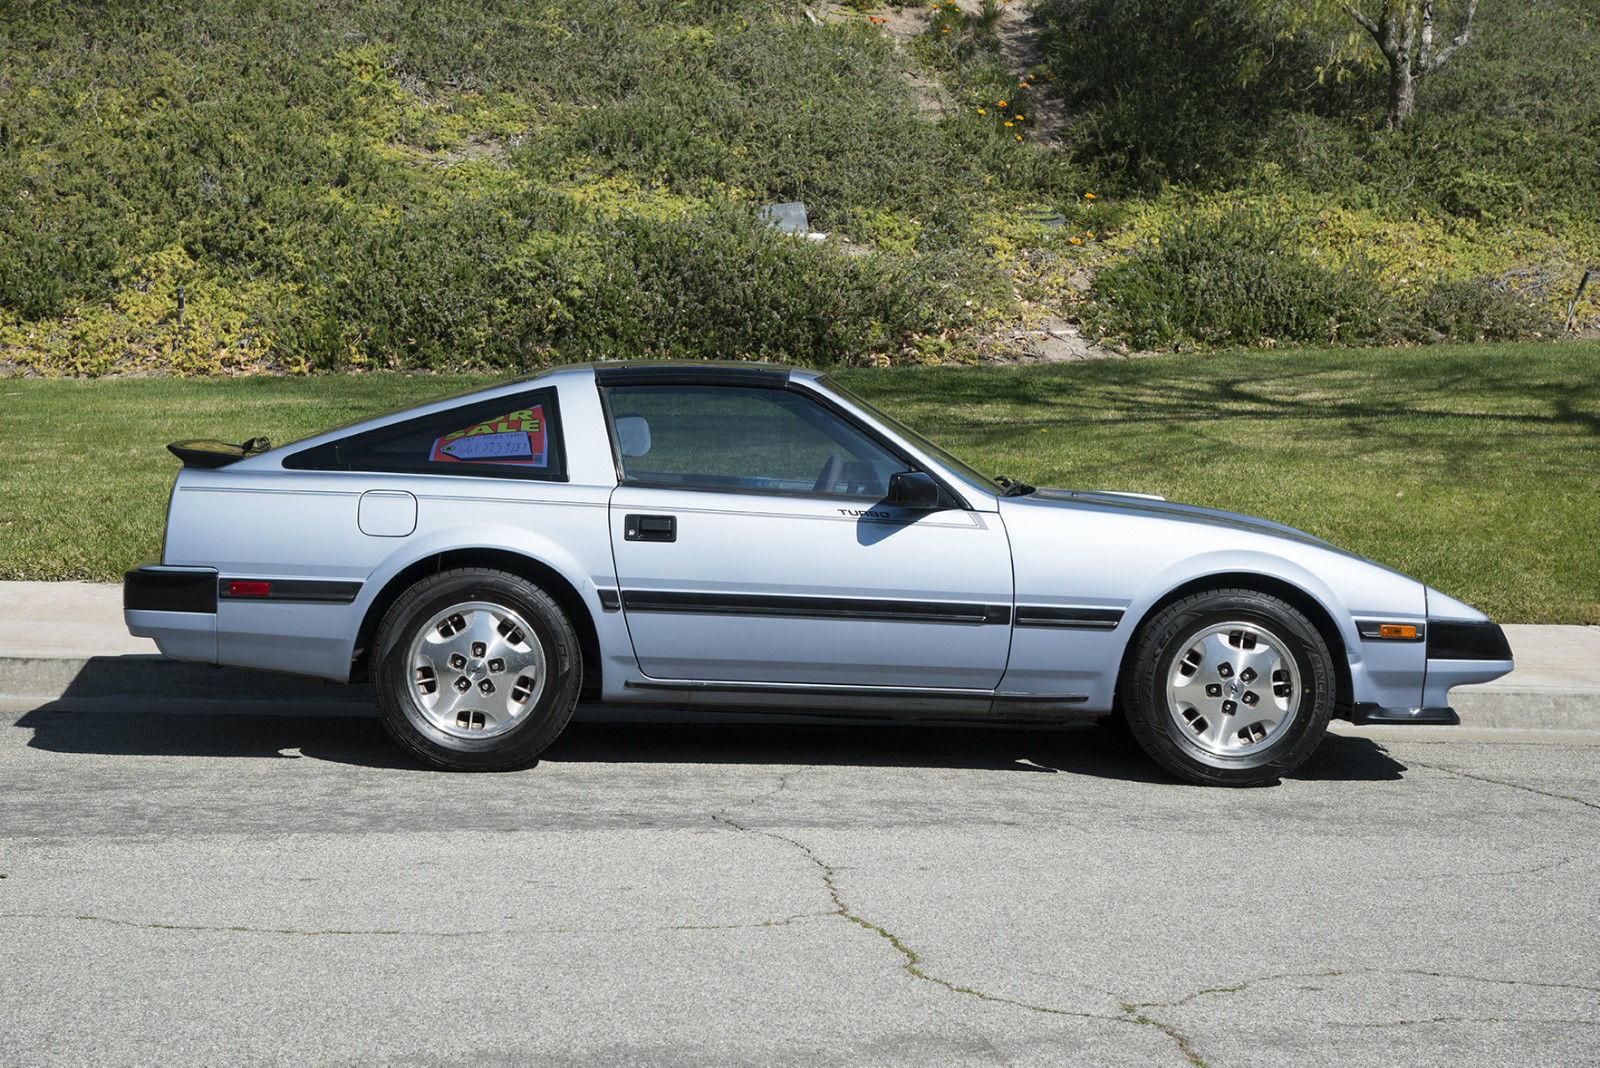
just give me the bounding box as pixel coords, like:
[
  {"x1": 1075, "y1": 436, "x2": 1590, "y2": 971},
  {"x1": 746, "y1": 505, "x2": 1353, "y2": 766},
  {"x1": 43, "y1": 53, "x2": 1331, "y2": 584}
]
[{"x1": 2, "y1": 582, "x2": 1596, "y2": 732}]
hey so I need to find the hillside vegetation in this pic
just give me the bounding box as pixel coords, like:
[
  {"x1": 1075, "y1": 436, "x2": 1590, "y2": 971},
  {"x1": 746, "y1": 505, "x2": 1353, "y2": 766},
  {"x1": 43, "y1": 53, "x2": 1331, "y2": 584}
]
[{"x1": 2, "y1": 0, "x2": 1596, "y2": 374}]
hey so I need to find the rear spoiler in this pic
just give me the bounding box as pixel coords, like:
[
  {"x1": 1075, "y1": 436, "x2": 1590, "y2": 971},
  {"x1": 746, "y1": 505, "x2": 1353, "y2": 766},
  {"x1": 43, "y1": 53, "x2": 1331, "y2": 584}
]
[{"x1": 167, "y1": 437, "x2": 272, "y2": 469}]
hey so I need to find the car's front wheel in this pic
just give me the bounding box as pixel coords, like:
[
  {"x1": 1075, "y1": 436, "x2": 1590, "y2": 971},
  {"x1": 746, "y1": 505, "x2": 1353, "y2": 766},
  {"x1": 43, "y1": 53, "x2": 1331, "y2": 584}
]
[
  {"x1": 372, "y1": 568, "x2": 581, "y2": 771},
  {"x1": 1122, "y1": 588, "x2": 1336, "y2": 786}
]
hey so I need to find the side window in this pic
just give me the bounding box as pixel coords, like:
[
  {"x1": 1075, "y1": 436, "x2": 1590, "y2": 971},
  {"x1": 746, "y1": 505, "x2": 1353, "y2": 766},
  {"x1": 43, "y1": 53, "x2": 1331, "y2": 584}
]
[
  {"x1": 286, "y1": 390, "x2": 566, "y2": 480},
  {"x1": 603, "y1": 385, "x2": 905, "y2": 498}
]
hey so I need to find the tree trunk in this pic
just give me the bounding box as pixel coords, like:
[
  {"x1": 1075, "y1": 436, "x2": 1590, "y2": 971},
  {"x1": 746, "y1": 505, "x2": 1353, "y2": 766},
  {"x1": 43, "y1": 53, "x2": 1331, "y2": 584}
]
[
  {"x1": 1346, "y1": 1, "x2": 1478, "y2": 130},
  {"x1": 1385, "y1": 53, "x2": 1415, "y2": 129}
]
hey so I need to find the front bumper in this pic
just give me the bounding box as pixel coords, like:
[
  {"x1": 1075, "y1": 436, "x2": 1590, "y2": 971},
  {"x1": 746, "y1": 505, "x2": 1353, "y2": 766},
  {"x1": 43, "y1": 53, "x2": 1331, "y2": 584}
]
[
  {"x1": 1351, "y1": 704, "x2": 1460, "y2": 726},
  {"x1": 1350, "y1": 618, "x2": 1513, "y2": 726},
  {"x1": 1422, "y1": 619, "x2": 1514, "y2": 712}
]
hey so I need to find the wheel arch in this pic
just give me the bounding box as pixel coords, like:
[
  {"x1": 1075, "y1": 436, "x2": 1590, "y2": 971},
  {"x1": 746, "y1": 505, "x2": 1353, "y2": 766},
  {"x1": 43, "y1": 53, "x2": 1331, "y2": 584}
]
[
  {"x1": 1115, "y1": 572, "x2": 1353, "y2": 716},
  {"x1": 350, "y1": 548, "x2": 602, "y2": 696}
]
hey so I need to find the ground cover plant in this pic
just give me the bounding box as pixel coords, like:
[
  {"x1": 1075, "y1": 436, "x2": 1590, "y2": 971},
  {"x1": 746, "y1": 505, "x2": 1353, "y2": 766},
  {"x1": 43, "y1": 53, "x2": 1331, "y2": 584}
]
[
  {"x1": 1028, "y1": 0, "x2": 1600, "y2": 346},
  {"x1": 4, "y1": 0, "x2": 1596, "y2": 374},
  {"x1": 3, "y1": 343, "x2": 1595, "y2": 624},
  {"x1": 0, "y1": 0, "x2": 1063, "y2": 374}
]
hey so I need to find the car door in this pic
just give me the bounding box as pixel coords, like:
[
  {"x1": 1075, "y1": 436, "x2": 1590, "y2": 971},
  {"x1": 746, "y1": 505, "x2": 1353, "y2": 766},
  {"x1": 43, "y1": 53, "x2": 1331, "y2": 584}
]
[{"x1": 602, "y1": 377, "x2": 1014, "y2": 690}]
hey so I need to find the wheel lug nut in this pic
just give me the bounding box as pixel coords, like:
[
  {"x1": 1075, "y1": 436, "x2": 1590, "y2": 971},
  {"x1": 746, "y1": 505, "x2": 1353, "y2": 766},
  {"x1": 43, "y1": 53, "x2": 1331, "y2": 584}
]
[
  {"x1": 1242, "y1": 691, "x2": 1259, "y2": 706},
  {"x1": 454, "y1": 677, "x2": 470, "y2": 693},
  {"x1": 1217, "y1": 663, "x2": 1234, "y2": 679},
  {"x1": 471, "y1": 642, "x2": 487, "y2": 658},
  {"x1": 1205, "y1": 683, "x2": 1222, "y2": 698},
  {"x1": 1221, "y1": 700, "x2": 1237, "y2": 715},
  {"x1": 450, "y1": 654, "x2": 466, "y2": 670},
  {"x1": 488, "y1": 658, "x2": 505, "y2": 674},
  {"x1": 1240, "y1": 668, "x2": 1256, "y2": 684},
  {"x1": 478, "y1": 679, "x2": 495, "y2": 695}
]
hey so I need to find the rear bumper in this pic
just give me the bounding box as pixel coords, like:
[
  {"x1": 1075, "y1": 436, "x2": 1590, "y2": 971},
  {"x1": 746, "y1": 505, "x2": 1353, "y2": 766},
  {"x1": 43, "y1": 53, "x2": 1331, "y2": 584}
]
[
  {"x1": 124, "y1": 564, "x2": 217, "y2": 614},
  {"x1": 125, "y1": 565, "x2": 217, "y2": 664}
]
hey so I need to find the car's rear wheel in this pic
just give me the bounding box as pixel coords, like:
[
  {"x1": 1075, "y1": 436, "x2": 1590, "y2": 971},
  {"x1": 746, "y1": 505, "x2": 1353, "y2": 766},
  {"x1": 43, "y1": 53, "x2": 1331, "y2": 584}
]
[
  {"x1": 372, "y1": 568, "x2": 581, "y2": 771},
  {"x1": 1123, "y1": 588, "x2": 1335, "y2": 787}
]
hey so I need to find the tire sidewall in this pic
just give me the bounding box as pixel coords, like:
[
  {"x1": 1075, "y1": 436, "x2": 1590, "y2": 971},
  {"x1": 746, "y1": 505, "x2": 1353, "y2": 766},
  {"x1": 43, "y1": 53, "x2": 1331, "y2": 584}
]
[
  {"x1": 1127, "y1": 591, "x2": 1335, "y2": 785},
  {"x1": 374, "y1": 570, "x2": 579, "y2": 769}
]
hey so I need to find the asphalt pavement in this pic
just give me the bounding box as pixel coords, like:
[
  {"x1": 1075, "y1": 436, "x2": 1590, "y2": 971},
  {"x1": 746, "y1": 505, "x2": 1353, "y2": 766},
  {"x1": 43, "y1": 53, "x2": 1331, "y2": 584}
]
[{"x1": 2, "y1": 581, "x2": 1597, "y2": 1066}]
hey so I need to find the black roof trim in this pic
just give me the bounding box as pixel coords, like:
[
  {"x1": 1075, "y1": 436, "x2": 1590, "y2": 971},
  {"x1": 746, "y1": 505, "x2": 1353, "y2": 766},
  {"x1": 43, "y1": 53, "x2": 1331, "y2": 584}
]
[{"x1": 594, "y1": 363, "x2": 791, "y2": 389}]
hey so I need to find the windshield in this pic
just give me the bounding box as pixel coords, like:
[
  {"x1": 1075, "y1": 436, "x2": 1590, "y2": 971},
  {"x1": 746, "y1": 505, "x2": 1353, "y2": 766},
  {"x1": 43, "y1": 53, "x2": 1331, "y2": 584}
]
[{"x1": 818, "y1": 376, "x2": 1001, "y2": 499}]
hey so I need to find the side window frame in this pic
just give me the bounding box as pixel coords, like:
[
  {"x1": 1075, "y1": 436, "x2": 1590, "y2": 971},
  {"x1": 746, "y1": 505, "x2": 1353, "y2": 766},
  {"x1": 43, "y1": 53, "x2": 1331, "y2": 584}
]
[
  {"x1": 597, "y1": 381, "x2": 966, "y2": 508},
  {"x1": 284, "y1": 388, "x2": 568, "y2": 482}
]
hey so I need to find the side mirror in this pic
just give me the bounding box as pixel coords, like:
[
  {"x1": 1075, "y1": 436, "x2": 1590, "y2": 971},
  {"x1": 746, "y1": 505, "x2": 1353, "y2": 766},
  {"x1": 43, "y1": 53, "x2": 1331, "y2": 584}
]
[{"x1": 887, "y1": 470, "x2": 942, "y2": 510}]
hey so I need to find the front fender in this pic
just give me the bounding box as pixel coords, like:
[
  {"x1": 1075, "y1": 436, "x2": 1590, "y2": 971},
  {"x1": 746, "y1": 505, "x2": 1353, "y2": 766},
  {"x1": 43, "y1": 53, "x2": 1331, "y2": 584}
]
[{"x1": 1124, "y1": 547, "x2": 1429, "y2": 712}]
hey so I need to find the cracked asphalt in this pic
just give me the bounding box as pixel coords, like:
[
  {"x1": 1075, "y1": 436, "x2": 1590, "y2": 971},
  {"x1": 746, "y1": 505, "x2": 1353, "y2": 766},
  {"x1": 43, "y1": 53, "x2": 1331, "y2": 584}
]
[{"x1": 2, "y1": 706, "x2": 1596, "y2": 1066}]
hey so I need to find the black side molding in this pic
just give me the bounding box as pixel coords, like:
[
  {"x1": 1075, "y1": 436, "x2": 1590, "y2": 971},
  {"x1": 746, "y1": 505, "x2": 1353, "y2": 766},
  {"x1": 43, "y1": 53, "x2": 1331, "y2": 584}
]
[
  {"x1": 124, "y1": 566, "x2": 218, "y2": 614},
  {"x1": 619, "y1": 589, "x2": 1011, "y2": 625},
  {"x1": 217, "y1": 578, "x2": 363, "y2": 605},
  {"x1": 1427, "y1": 621, "x2": 1513, "y2": 661},
  {"x1": 1015, "y1": 606, "x2": 1124, "y2": 629}
]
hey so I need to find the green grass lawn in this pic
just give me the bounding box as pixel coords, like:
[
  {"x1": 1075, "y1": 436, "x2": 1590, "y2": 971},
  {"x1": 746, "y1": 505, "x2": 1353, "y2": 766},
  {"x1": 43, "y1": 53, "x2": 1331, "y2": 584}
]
[{"x1": 3, "y1": 341, "x2": 1596, "y2": 623}]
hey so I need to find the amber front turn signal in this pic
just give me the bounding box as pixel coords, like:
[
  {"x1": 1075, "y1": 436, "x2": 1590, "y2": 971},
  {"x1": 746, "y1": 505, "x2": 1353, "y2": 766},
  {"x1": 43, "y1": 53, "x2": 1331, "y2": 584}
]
[{"x1": 1379, "y1": 623, "x2": 1418, "y2": 640}]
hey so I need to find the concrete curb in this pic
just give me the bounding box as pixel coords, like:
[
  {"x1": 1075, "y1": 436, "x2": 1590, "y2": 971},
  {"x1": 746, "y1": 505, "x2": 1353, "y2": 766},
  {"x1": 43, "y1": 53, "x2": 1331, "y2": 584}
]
[{"x1": 0, "y1": 654, "x2": 375, "y2": 717}]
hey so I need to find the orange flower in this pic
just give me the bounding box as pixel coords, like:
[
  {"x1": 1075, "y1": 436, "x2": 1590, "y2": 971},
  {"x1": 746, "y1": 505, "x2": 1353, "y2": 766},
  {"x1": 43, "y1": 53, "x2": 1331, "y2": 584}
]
[
  {"x1": 1014, "y1": 114, "x2": 1023, "y2": 120},
  {"x1": 1085, "y1": 193, "x2": 1096, "y2": 200},
  {"x1": 997, "y1": 100, "x2": 1007, "y2": 107},
  {"x1": 977, "y1": 108, "x2": 986, "y2": 114},
  {"x1": 1015, "y1": 134, "x2": 1022, "y2": 140},
  {"x1": 1004, "y1": 121, "x2": 1013, "y2": 127}
]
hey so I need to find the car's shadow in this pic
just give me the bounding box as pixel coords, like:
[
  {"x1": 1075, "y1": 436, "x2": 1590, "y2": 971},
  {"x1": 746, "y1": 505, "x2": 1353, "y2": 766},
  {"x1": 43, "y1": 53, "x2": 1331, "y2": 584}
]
[{"x1": 13, "y1": 702, "x2": 1407, "y2": 785}]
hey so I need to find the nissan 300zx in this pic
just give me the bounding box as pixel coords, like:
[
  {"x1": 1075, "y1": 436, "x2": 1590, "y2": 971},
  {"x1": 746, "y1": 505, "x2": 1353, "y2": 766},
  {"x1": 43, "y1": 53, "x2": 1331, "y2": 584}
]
[{"x1": 124, "y1": 362, "x2": 1514, "y2": 785}]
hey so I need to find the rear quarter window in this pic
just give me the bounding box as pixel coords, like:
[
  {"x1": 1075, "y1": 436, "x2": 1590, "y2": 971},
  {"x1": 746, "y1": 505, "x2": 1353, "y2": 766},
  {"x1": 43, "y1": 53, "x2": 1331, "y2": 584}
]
[{"x1": 285, "y1": 389, "x2": 566, "y2": 480}]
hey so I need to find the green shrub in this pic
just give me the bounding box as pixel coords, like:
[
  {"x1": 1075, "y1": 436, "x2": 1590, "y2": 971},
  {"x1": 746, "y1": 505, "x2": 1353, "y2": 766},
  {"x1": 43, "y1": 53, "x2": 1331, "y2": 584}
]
[
  {"x1": 567, "y1": 203, "x2": 945, "y2": 364},
  {"x1": 1397, "y1": 277, "x2": 1550, "y2": 343},
  {"x1": 281, "y1": 199, "x2": 569, "y2": 370},
  {"x1": 1088, "y1": 213, "x2": 1388, "y2": 349},
  {"x1": 279, "y1": 193, "x2": 982, "y2": 370},
  {"x1": 0, "y1": 200, "x2": 123, "y2": 320},
  {"x1": 1033, "y1": 0, "x2": 1313, "y2": 191},
  {"x1": 1091, "y1": 212, "x2": 1555, "y2": 350},
  {"x1": 1, "y1": 0, "x2": 1059, "y2": 373}
]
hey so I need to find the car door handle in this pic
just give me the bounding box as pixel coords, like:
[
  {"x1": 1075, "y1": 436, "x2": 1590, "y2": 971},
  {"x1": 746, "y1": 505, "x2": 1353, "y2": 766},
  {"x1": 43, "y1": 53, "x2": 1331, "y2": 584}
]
[{"x1": 624, "y1": 514, "x2": 676, "y2": 542}]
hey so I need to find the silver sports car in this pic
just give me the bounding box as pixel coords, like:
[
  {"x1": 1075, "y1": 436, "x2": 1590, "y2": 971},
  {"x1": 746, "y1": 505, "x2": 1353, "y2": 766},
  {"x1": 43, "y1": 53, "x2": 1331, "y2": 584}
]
[{"x1": 124, "y1": 362, "x2": 1514, "y2": 785}]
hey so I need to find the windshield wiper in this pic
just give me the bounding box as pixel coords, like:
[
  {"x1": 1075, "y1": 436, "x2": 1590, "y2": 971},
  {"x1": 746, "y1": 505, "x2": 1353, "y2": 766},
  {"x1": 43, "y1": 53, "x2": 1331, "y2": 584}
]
[{"x1": 994, "y1": 475, "x2": 1036, "y2": 497}]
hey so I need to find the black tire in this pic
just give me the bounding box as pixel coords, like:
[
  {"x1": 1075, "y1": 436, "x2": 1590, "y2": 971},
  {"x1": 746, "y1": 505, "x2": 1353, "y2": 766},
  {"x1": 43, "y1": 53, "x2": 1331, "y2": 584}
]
[
  {"x1": 372, "y1": 568, "x2": 582, "y2": 771},
  {"x1": 1122, "y1": 588, "x2": 1336, "y2": 787}
]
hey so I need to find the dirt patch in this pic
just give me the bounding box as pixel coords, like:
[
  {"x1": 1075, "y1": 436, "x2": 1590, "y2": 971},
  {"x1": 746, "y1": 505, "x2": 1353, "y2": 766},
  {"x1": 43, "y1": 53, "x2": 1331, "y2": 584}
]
[
  {"x1": 989, "y1": 5, "x2": 1068, "y2": 144},
  {"x1": 975, "y1": 316, "x2": 1159, "y2": 364},
  {"x1": 435, "y1": 136, "x2": 510, "y2": 169},
  {"x1": 820, "y1": 2, "x2": 1069, "y2": 141}
]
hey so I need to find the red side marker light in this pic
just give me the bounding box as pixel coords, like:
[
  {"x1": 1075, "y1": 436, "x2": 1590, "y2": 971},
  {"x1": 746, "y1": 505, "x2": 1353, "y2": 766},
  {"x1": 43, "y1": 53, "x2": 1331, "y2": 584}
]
[{"x1": 229, "y1": 581, "x2": 270, "y2": 597}]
